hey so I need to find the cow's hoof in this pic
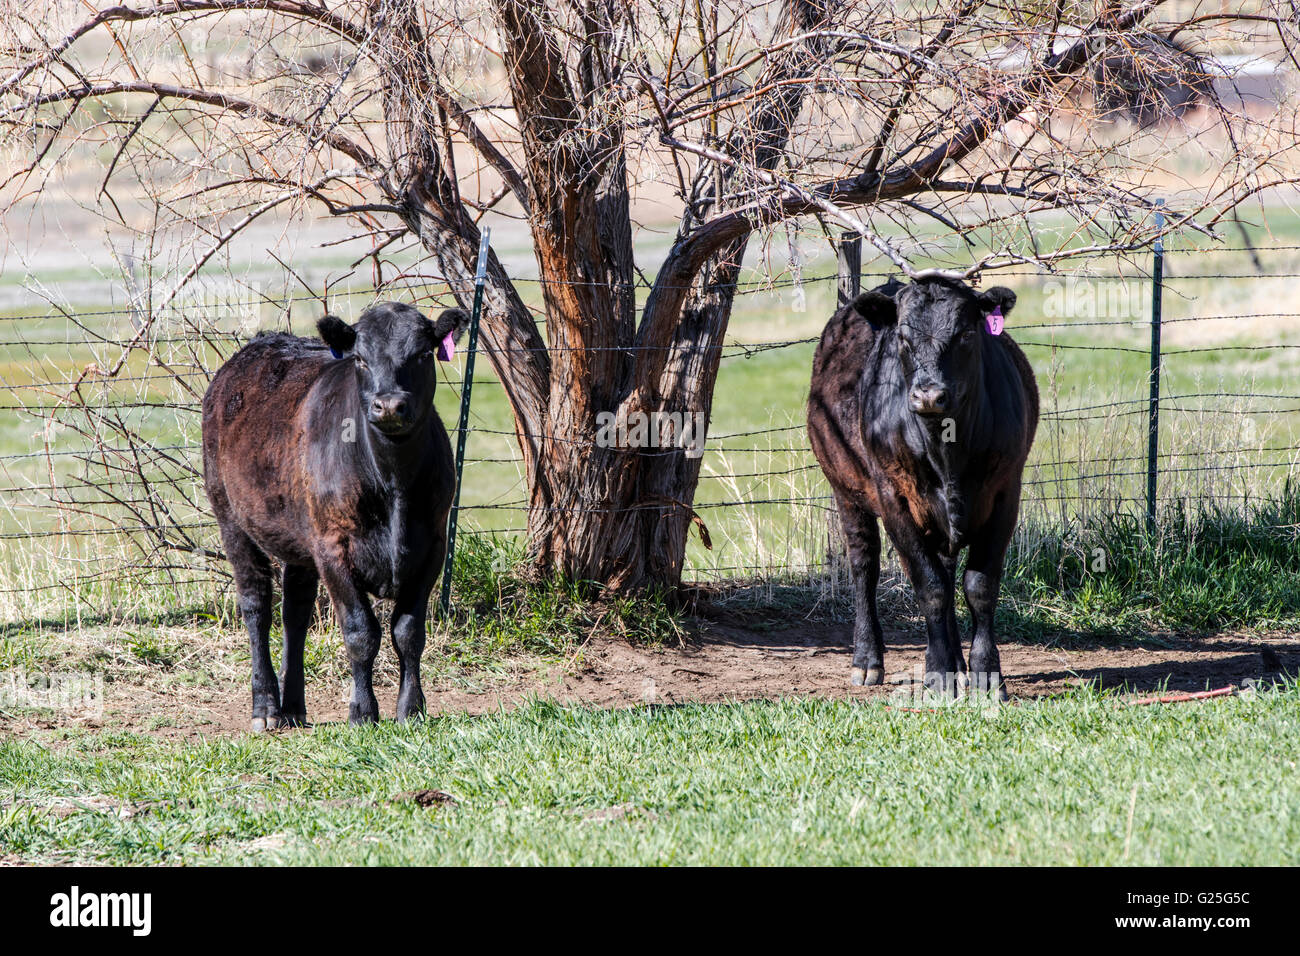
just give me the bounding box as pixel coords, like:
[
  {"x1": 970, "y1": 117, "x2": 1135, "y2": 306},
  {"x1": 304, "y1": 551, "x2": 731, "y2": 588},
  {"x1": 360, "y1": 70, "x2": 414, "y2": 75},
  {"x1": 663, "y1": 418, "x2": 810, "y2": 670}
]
[
  {"x1": 965, "y1": 671, "x2": 1009, "y2": 703},
  {"x1": 250, "y1": 715, "x2": 281, "y2": 733},
  {"x1": 396, "y1": 687, "x2": 427, "y2": 722},
  {"x1": 280, "y1": 712, "x2": 307, "y2": 728},
  {"x1": 851, "y1": 667, "x2": 884, "y2": 687}
]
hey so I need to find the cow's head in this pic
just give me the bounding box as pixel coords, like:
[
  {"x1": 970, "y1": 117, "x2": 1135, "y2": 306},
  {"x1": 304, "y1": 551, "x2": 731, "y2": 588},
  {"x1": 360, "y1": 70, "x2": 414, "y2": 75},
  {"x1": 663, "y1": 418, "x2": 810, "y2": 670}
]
[
  {"x1": 317, "y1": 302, "x2": 470, "y2": 437},
  {"x1": 852, "y1": 278, "x2": 1016, "y2": 418}
]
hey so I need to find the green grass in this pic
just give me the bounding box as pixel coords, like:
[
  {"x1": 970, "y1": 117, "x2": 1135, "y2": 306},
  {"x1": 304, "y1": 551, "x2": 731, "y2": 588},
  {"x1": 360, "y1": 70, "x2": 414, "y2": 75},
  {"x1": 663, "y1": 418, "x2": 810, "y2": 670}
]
[
  {"x1": 1001, "y1": 487, "x2": 1300, "y2": 639},
  {"x1": 445, "y1": 534, "x2": 688, "y2": 657},
  {"x1": 2, "y1": 686, "x2": 1296, "y2": 865}
]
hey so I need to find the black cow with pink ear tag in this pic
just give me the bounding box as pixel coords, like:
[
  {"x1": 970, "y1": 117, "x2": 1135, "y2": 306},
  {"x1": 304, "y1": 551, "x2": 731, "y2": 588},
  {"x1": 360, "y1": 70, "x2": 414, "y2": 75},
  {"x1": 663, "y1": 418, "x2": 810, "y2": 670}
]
[
  {"x1": 807, "y1": 278, "x2": 1037, "y2": 700},
  {"x1": 202, "y1": 301, "x2": 469, "y2": 731}
]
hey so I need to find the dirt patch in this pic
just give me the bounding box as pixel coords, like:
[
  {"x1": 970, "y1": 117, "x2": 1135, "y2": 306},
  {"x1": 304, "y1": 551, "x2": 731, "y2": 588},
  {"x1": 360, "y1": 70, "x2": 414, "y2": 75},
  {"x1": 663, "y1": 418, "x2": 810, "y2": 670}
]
[
  {"x1": 392, "y1": 789, "x2": 457, "y2": 808},
  {"x1": 3, "y1": 621, "x2": 1295, "y2": 741},
  {"x1": 460, "y1": 623, "x2": 1294, "y2": 710}
]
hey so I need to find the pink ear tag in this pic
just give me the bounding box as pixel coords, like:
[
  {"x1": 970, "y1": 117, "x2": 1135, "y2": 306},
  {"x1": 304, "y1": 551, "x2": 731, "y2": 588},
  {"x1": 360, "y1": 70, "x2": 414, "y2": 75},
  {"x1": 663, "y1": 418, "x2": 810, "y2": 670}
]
[
  {"x1": 985, "y1": 306, "x2": 1004, "y2": 336},
  {"x1": 436, "y1": 331, "x2": 455, "y2": 362}
]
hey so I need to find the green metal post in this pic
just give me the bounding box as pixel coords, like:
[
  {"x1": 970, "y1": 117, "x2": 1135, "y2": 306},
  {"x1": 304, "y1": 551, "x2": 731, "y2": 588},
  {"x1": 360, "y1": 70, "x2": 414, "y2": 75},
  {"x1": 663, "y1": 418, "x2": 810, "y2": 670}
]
[
  {"x1": 439, "y1": 227, "x2": 490, "y2": 617},
  {"x1": 1147, "y1": 201, "x2": 1164, "y2": 534}
]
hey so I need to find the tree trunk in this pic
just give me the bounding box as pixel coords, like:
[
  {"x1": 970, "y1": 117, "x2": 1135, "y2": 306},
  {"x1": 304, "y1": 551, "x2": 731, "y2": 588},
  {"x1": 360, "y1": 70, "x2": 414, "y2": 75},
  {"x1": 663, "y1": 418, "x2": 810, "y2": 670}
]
[
  {"x1": 510, "y1": 0, "x2": 837, "y2": 593},
  {"x1": 377, "y1": 0, "x2": 842, "y2": 594}
]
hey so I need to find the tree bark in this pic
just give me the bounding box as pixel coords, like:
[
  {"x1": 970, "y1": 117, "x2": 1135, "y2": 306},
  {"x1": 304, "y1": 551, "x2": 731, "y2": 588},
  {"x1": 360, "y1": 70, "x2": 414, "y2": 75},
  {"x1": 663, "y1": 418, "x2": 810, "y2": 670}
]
[{"x1": 368, "y1": 0, "x2": 550, "y2": 476}]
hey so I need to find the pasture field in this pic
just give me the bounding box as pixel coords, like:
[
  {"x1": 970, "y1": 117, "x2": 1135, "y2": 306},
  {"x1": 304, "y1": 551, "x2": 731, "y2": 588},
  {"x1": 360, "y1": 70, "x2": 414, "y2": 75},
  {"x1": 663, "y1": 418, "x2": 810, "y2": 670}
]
[
  {"x1": 2, "y1": 212, "x2": 1300, "y2": 866},
  {"x1": 3, "y1": 686, "x2": 1298, "y2": 866}
]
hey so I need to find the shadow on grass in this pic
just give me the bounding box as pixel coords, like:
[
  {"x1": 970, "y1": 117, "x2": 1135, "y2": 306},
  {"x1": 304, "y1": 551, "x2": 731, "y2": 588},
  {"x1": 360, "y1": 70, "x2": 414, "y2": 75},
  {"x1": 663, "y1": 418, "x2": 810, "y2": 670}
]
[
  {"x1": 693, "y1": 578, "x2": 1180, "y2": 652},
  {"x1": 691, "y1": 582, "x2": 1297, "y2": 694}
]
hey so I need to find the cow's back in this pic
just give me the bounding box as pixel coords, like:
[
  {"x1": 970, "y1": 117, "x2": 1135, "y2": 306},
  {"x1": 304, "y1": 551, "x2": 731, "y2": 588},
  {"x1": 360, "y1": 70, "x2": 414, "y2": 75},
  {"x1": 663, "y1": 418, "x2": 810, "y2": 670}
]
[
  {"x1": 990, "y1": 334, "x2": 1040, "y2": 449},
  {"x1": 809, "y1": 302, "x2": 1039, "y2": 535},
  {"x1": 807, "y1": 302, "x2": 881, "y2": 504},
  {"x1": 202, "y1": 334, "x2": 333, "y2": 563}
]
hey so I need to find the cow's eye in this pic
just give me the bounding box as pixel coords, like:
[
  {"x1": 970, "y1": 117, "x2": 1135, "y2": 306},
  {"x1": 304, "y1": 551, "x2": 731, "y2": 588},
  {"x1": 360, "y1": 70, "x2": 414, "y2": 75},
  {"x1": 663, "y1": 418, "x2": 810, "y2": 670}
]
[
  {"x1": 422, "y1": 349, "x2": 436, "y2": 361},
  {"x1": 354, "y1": 357, "x2": 368, "y2": 371}
]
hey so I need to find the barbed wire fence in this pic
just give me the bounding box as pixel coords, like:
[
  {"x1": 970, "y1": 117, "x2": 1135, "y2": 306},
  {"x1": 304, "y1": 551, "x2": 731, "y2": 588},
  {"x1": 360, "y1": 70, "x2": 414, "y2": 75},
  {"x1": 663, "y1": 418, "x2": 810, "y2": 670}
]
[{"x1": 1, "y1": 233, "x2": 1299, "y2": 621}]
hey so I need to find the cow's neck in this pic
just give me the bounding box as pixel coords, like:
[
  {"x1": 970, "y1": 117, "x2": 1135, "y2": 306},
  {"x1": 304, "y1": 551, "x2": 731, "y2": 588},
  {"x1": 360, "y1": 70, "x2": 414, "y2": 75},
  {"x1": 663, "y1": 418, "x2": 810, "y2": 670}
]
[
  {"x1": 360, "y1": 427, "x2": 429, "y2": 495},
  {"x1": 900, "y1": 347, "x2": 996, "y2": 547}
]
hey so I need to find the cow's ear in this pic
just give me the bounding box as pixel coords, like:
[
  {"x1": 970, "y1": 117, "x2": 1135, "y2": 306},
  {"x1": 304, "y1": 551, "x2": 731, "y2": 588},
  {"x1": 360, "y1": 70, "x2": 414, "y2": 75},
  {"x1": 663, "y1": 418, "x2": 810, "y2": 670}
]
[
  {"x1": 851, "y1": 290, "x2": 897, "y2": 327},
  {"x1": 432, "y1": 308, "x2": 471, "y2": 345},
  {"x1": 317, "y1": 314, "x2": 356, "y2": 358},
  {"x1": 979, "y1": 286, "x2": 1017, "y2": 316}
]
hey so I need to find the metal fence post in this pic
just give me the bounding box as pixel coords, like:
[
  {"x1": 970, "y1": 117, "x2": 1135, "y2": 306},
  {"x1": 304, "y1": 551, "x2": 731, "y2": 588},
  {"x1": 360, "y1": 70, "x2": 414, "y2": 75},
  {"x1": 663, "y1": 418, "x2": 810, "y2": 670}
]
[
  {"x1": 1147, "y1": 200, "x2": 1165, "y2": 533},
  {"x1": 439, "y1": 227, "x2": 491, "y2": 617},
  {"x1": 837, "y1": 232, "x2": 862, "y2": 307}
]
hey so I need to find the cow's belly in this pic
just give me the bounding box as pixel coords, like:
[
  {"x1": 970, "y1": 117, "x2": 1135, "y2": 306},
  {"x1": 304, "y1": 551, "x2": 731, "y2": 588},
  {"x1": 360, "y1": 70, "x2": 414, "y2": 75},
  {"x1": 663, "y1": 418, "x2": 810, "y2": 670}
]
[
  {"x1": 249, "y1": 525, "x2": 315, "y2": 567},
  {"x1": 219, "y1": 466, "x2": 317, "y2": 566}
]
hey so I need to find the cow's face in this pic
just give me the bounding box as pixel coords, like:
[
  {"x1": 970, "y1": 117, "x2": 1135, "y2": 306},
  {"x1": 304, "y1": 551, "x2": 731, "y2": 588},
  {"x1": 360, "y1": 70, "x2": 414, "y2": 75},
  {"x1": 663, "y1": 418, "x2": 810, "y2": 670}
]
[
  {"x1": 853, "y1": 279, "x2": 1016, "y2": 418},
  {"x1": 318, "y1": 302, "x2": 469, "y2": 438}
]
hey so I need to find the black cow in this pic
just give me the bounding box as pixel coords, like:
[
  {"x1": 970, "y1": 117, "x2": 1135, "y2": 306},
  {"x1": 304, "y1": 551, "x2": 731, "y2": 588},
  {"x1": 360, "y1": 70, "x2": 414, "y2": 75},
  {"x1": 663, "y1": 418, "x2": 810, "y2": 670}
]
[
  {"x1": 807, "y1": 278, "x2": 1038, "y2": 697},
  {"x1": 202, "y1": 302, "x2": 469, "y2": 729}
]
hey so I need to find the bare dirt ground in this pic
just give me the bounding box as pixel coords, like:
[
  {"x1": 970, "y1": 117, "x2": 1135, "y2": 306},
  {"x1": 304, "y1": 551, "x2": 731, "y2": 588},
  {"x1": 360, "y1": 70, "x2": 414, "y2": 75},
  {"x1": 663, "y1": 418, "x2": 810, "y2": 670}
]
[{"x1": 4, "y1": 619, "x2": 1294, "y2": 742}]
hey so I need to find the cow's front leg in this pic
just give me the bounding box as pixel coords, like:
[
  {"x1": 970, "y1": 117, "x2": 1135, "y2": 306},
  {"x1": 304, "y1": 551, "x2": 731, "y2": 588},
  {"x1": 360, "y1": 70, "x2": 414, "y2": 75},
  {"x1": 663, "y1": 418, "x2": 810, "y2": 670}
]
[
  {"x1": 940, "y1": 553, "x2": 968, "y2": 691},
  {"x1": 963, "y1": 487, "x2": 1021, "y2": 701},
  {"x1": 914, "y1": 555, "x2": 962, "y2": 697},
  {"x1": 391, "y1": 557, "x2": 440, "y2": 722},
  {"x1": 881, "y1": 511, "x2": 960, "y2": 697},
  {"x1": 319, "y1": 560, "x2": 380, "y2": 724}
]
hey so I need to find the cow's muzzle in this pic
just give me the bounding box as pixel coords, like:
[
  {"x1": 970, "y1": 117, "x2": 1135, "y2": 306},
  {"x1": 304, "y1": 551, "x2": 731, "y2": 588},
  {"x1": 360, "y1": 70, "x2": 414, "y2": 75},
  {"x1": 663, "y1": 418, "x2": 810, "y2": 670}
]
[
  {"x1": 909, "y1": 385, "x2": 949, "y2": 417},
  {"x1": 369, "y1": 392, "x2": 413, "y2": 435}
]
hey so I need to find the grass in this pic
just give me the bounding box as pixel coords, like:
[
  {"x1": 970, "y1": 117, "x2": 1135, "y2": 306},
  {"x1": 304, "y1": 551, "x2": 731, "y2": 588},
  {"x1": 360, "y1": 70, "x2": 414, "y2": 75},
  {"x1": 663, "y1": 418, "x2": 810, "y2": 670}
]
[
  {"x1": 1001, "y1": 486, "x2": 1300, "y2": 640},
  {"x1": 2, "y1": 685, "x2": 1296, "y2": 865},
  {"x1": 436, "y1": 533, "x2": 689, "y2": 669}
]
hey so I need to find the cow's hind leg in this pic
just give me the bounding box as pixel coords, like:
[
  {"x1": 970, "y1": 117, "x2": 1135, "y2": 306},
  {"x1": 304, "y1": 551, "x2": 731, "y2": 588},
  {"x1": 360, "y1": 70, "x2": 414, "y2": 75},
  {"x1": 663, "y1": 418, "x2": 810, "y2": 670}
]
[
  {"x1": 279, "y1": 563, "x2": 318, "y2": 727},
  {"x1": 835, "y1": 493, "x2": 885, "y2": 686},
  {"x1": 222, "y1": 524, "x2": 281, "y2": 731},
  {"x1": 963, "y1": 486, "x2": 1021, "y2": 702}
]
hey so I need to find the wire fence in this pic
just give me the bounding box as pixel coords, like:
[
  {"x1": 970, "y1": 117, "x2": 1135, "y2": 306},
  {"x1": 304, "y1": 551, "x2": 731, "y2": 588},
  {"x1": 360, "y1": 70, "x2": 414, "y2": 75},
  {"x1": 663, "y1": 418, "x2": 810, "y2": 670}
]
[{"x1": 2, "y1": 233, "x2": 1299, "y2": 617}]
